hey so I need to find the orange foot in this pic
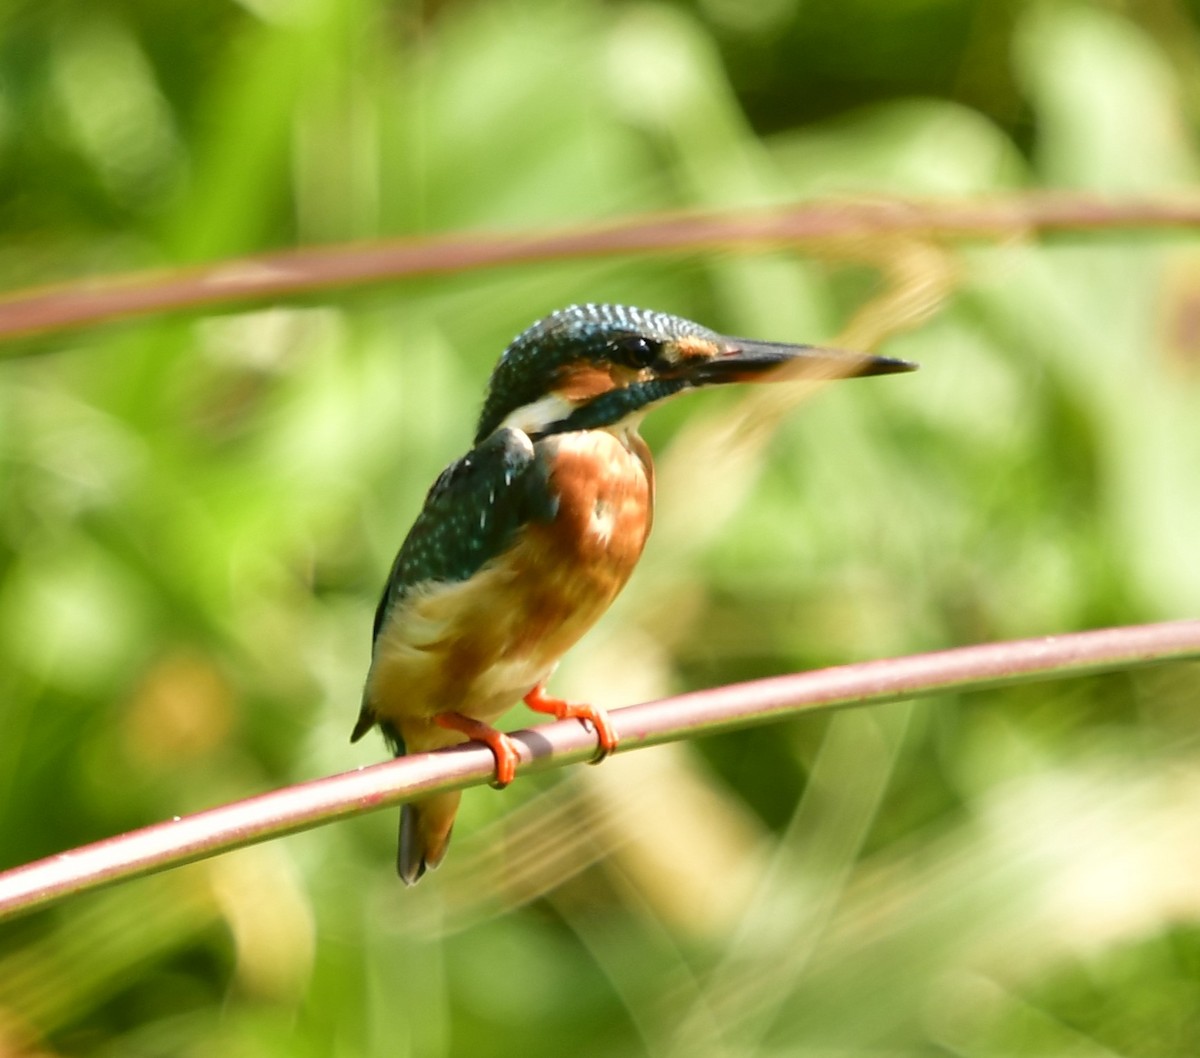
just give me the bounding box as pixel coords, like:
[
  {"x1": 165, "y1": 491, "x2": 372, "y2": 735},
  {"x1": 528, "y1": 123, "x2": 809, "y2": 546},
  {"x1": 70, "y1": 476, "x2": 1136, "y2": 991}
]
[
  {"x1": 434, "y1": 712, "x2": 520, "y2": 789},
  {"x1": 523, "y1": 683, "x2": 619, "y2": 765}
]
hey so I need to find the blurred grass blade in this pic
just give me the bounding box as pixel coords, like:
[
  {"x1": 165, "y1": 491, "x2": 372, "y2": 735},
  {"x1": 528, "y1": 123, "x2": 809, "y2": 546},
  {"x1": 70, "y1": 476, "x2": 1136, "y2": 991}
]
[{"x1": 1, "y1": 195, "x2": 1199, "y2": 344}]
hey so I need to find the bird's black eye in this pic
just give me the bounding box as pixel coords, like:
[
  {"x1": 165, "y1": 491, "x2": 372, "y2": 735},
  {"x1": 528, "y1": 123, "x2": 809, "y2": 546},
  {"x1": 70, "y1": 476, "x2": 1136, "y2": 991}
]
[{"x1": 612, "y1": 335, "x2": 659, "y2": 369}]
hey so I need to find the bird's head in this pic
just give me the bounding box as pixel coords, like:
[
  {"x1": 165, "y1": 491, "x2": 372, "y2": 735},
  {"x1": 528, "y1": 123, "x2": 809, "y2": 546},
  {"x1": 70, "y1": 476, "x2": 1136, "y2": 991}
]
[{"x1": 474, "y1": 303, "x2": 915, "y2": 444}]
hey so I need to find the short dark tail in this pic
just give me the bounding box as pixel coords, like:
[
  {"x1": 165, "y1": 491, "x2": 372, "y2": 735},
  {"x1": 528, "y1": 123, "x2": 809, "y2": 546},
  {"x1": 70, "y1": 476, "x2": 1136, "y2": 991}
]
[
  {"x1": 397, "y1": 792, "x2": 461, "y2": 885},
  {"x1": 352, "y1": 706, "x2": 444, "y2": 880},
  {"x1": 349, "y1": 705, "x2": 375, "y2": 744}
]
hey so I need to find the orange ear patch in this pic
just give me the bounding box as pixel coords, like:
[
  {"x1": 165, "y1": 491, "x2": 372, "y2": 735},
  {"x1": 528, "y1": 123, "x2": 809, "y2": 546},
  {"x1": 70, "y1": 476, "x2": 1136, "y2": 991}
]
[{"x1": 554, "y1": 363, "x2": 620, "y2": 401}]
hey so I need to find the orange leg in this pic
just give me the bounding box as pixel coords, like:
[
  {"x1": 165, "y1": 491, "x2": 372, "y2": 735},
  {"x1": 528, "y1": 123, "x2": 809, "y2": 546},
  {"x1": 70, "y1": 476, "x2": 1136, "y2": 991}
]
[
  {"x1": 434, "y1": 712, "x2": 520, "y2": 788},
  {"x1": 523, "y1": 683, "x2": 619, "y2": 764}
]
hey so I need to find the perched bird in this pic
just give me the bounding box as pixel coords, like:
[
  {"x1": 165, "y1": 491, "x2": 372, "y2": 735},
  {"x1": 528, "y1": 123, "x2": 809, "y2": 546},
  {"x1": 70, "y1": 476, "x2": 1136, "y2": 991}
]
[{"x1": 352, "y1": 303, "x2": 915, "y2": 883}]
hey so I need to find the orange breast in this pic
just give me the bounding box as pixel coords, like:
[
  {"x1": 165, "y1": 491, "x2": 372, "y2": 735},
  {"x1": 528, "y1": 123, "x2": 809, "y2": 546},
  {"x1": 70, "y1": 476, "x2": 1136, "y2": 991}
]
[{"x1": 505, "y1": 428, "x2": 654, "y2": 659}]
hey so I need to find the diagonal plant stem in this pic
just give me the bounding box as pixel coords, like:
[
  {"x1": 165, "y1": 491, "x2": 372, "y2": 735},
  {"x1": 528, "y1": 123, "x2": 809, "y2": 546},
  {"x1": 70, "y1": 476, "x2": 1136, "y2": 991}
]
[
  {"x1": 0, "y1": 619, "x2": 1197, "y2": 923},
  {"x1": 1, "y1": 194, "x2": 1199, "y2": 342}
]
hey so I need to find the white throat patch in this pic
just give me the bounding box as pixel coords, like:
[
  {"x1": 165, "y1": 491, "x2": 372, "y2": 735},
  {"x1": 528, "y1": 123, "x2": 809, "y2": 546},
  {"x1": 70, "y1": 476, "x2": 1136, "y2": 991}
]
[{"x1": 497, "y1": 393, "x2": 577, "y2": 436}]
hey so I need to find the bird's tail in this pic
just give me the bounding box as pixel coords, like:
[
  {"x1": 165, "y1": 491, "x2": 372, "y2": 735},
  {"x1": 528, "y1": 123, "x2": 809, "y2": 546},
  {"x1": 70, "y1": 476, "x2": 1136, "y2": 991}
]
[
  {"x1": 349, "y1": 704, "x2": 375, "y2": 744},
  {"x1": 397, "y1": 791, "x2": 461, "y2": 885}
]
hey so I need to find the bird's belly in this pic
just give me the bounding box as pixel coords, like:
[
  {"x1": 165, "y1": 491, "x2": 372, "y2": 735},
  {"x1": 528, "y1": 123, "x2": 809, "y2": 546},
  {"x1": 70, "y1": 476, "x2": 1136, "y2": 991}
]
[{"x1": 366, "y1": 430, "x2": 652, "y2": 751}]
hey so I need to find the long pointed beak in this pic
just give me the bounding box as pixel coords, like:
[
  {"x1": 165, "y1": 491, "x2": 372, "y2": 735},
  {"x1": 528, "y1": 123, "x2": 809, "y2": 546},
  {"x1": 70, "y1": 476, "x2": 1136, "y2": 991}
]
[{"x1": 683, "y1": 337, "x2": 917, "y2": 386}]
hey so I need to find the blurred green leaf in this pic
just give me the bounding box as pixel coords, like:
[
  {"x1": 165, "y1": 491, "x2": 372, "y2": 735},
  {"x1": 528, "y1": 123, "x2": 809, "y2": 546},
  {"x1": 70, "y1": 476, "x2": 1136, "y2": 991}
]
[{"x1": 2, "y1": 0, "x2": 1200, "y2": 1055}]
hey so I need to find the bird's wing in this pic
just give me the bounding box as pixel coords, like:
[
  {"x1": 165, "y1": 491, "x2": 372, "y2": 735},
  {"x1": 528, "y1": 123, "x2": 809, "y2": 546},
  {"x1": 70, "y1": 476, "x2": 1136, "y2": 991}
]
[{"x1": 369, "y1": 427, "x2": 554, "y2": 646}]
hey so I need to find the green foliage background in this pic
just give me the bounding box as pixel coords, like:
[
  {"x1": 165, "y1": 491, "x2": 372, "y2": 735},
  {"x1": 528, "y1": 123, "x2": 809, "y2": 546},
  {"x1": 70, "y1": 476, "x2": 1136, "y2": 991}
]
[{"x1": 2, "y1": 0, "x2": 1200, "y2": 1054}]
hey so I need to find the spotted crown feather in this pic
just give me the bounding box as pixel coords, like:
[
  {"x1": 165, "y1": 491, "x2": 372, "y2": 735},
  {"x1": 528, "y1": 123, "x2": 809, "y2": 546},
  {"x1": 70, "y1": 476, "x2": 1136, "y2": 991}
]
[{"x1": 475, "y1": 304, "x2": 718, "y2": 443}]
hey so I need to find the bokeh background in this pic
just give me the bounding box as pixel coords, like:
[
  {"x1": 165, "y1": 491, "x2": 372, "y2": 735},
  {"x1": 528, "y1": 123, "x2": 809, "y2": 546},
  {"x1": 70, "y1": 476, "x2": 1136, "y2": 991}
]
[{"x1": 3, "y1": 0, "x2": 1200, "y2": 1054}]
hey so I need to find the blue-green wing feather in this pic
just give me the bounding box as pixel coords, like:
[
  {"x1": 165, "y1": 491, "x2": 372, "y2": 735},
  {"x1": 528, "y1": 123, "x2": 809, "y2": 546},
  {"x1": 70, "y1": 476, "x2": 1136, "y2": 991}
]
[
  {"x1": 352, "y1": 428, "x2": 554, "y2": 746},
  {"x1": 369, "y1": 428, "x2": 555, "y2": 642}
]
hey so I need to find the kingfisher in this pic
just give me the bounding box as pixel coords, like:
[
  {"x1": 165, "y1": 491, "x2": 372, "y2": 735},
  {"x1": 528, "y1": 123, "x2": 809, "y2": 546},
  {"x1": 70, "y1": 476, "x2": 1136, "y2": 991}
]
[{"x1": 352, "y1": 303, "x2": 915, "y2": 883}]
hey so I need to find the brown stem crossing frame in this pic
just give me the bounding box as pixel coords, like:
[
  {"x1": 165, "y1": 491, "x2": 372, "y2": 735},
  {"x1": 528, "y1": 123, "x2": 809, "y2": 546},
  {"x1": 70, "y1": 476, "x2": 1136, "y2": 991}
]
[{"x1": 0, "y1": 619, "x2": 1197, "y2": 922}]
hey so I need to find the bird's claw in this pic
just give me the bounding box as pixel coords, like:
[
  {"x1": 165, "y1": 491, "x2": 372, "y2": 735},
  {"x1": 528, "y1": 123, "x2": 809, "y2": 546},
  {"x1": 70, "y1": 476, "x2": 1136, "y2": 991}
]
[
  {"x1": 523, "y1": 684, "x2": 618, "y2": 767},
  {"x1": 433, "y1": 711, "x2": 520, "y2": 789},
  {"x1": 580, "y1": 712, "x2": 618, "y2": 766},
  {"x1": 487, "y1": 739, "x2": 519, "y2": 789}
]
